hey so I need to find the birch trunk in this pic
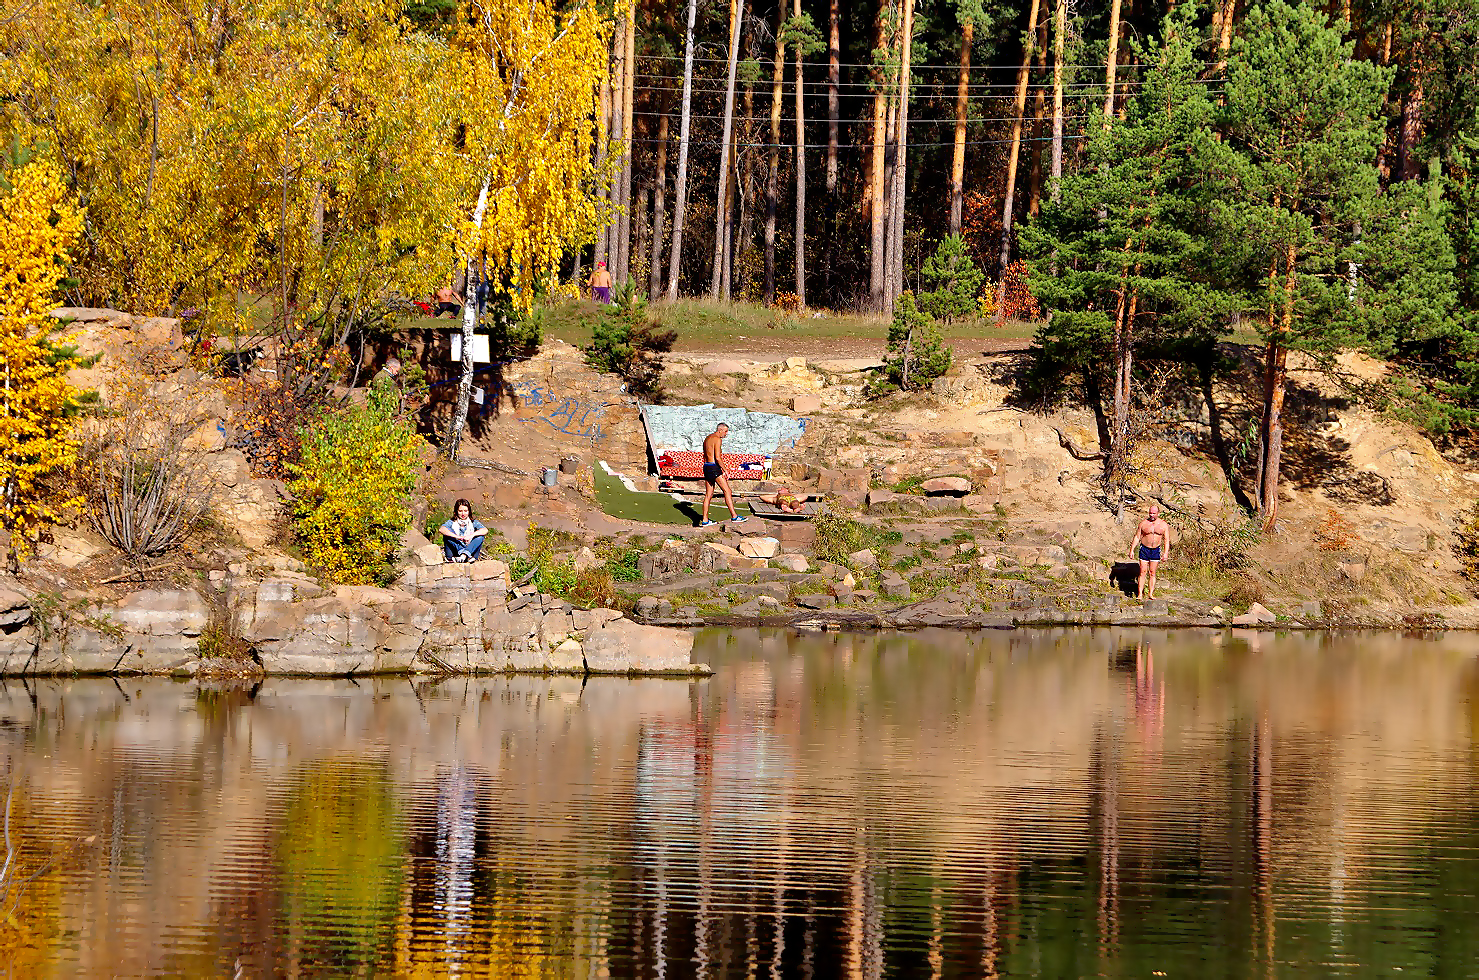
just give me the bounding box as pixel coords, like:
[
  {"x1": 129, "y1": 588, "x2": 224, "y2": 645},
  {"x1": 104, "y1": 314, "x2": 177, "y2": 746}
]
[
  {"x1": 995, "y1": 0, "x2": 1043, "y2": 319},
  {"x1": 594, "y1": 58, "x2": 612, "y2": 269},
  {"x1": 793, "y1": 0, "x2": 807, "y2": 306},
  {"x1": 710, "y1": 0, "x2": 743, "y2": 299},
  {"x1": 446, "y1": 179, "x2": 490, "y2": 460},
  {"x1": 764, "y1": 10, "x2": 785, "y2": 307},
  {"x1": 649, "y1": 113, "x2": 670, "y2": 299},
  {"x1": 1102, "y1": 0, "x2": 1123, "y2": 123},
  {"x1": 949, "y1": 18, "x2": 973, "y2": 235},
  {"x1": 665, "y1": 0, "x2": 699, "y2": 300}
]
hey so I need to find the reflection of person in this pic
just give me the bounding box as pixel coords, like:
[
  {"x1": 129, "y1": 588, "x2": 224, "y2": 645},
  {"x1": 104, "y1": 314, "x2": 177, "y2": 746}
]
[
  {"x1": 760, "y1": 487, "x2": 806, "y2": 514},
  {"x1": 1129, "y1": 503, "x2": 1172, "y2": 600},
  {"x1": 589, "y1": 261, "x2": 612, "y2": 304},
  {"x1": 439, "y1": 498, "x2": 486, "y2": 562},
  {"x1": 699, "y1": 423, "x2": 746, "y2": 527}
]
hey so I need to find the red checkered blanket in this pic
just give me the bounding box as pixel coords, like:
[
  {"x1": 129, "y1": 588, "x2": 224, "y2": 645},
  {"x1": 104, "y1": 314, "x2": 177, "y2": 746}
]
[{"x1": 656, "y1": 450, "x2": 768, "y2": 480}]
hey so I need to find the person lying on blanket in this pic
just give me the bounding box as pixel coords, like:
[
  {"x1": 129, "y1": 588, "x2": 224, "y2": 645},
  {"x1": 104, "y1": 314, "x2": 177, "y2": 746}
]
[{"x1": 759, "y1": 487, "x2": 806, "y2": 514}]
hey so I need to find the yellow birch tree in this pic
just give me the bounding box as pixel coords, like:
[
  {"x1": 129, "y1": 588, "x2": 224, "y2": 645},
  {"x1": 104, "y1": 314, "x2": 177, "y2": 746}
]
[{"x1": 0, "y1": 157, "x2": 84, "y2": 566}]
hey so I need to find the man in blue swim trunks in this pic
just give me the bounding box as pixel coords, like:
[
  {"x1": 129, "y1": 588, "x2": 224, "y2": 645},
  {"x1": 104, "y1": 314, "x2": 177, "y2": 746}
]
[
  {"x1": 1129, "y1": 503, "x2": 1172, "y2": 600},
  {"x1": 698, "y1": 423, "x2": 747, "y2": 527}
]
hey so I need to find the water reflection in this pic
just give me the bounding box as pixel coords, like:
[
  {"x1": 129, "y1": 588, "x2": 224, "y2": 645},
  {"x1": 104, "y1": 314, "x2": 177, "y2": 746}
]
[{"x1": 3, "y1": 627, "x2": 1479, "y2": 976}]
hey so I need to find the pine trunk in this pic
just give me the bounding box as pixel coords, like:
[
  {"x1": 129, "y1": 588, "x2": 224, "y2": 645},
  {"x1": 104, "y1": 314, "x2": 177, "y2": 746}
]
[
  {"x1": 793, "y1": 0, "x2": 807, "y2": 306},
  {"x1": 1215, "y1": 0, "x2": 1236, "y2": 74},
  {"x1": 649, "y1": 113, "x2": 670, "y2": 299},
  {"x1": 710, "y1": 0, "x2": 744, "y2": 299},
  {"x1": 1399, "y1": 63, "x2": 1425, "y2": 181},
  {"x1": 867, "y1": 1, "x2": 889, "y2": 309},
  {"x1": 665, "y1": 0, "x2": 700, "y2": 300},
  {"x1": 995, "y1": 0, "x2": 1044, "y2": 316},
  {"x1": 616, "y1": 14, "x2": 637, "y2": 281},
  {"x1": 888, "y1": 0, "x2": 914, "y2": 306},
  {"x1": 447, "y1": 179, "x2": 490, "y2": 460},
  {"x1": 1050, "y1": 0, "x2": 1065, "y2": 203},
  {"x1": 949, "y1": 18, "x2": 973, "y2": 235},
  {"x1": 764, "y1": 12, "x2": 785, "y2": 307},
  {"x1": 1027, "y1": 14, "x2": 1048, "y2": 216},
  {"x1": 827, "y1": 0, "x2": 841, "y2": 193},
  {"x1": 635, "y1": 184, "x2": 651, "y2": 292},
  {"x1": 1102, "y1": 0, "x2": 1123, "y2": 123},
  {"x1": 594, "y1": 65, "x2": 612, "y2": 269},
  {"x1": 883, "y1": 96, "x2": 898, "y2": 301},
  {"x1": 1258, "y1": 245, "x2": 1296, "y2": 527}
]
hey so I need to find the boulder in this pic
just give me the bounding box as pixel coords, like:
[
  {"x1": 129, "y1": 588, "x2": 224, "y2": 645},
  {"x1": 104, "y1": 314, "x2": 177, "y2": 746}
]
[
  {"x1": 582, "y1": 618, "x2": 697, "y2": 673},
  {"x1": 573, "y1": 546, "x2": 601, "y2": 572},
  {"x1": 773, "y1": 554, "x2": 810, "y2": 573},
  {"x1": 795, "y1": 593, "x2": 835, "y2": 610},
  {"x1": 35, "y1": 536, "x2": 107, "y2": 569},
  {"x1": 880, "y1": 570, "x2": 911, "y2": 600},
  {"x1": 1231, "y1": 602, "x2": 1277, "y2": 626},
  {"x1": 848, "y1": 548, "x2": 877, "y2": 569},
  {"x1": 920, "y1": 477, "x2": 972, "y2": 496},
  {"x1": 1339, "y1": 562, "x2": 1367, "y2": 583},
  {"x1": 790, "y1": 394, "x2": 822, "y2": 414},
  {"x1": 739, "y1": 537, "x2": 780, "y2": 559},
  {"x1": 701, "y1": 541, "x2": 766, "y2": 571}
]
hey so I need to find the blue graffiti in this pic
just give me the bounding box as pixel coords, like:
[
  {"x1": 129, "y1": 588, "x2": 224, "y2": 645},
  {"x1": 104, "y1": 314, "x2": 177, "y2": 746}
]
[{"x1": 507, "y1": 380, "x2": 606, "y2": 440}]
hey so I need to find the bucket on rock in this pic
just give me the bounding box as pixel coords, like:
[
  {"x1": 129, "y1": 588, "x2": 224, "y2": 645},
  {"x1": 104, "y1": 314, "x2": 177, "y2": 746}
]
[{"x1": 541, "y1": 467, "x2": 557, "y2": 487}]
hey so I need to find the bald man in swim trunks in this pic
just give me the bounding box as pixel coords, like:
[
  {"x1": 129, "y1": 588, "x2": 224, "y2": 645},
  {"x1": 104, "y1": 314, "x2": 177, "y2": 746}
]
[{"x1": 1129, "y1": 503, "x2": 1172, "y2": 600}]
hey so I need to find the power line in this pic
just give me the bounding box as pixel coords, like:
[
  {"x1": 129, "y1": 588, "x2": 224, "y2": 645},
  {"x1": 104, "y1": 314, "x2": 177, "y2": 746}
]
[{"x1": 634, "y1": 52, "x2": 1206, "y2": 71}]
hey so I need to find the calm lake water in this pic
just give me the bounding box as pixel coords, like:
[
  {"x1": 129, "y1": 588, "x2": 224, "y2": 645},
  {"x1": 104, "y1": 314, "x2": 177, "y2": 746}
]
[{"x1": 5, "y1": 627, "x2": 1479, "y2": 977}]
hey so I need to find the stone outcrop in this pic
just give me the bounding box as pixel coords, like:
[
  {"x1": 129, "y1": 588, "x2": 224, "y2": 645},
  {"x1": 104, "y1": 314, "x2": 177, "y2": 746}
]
[{"x1": 0, "y1": 561, "x2": 703, "y2": 678}]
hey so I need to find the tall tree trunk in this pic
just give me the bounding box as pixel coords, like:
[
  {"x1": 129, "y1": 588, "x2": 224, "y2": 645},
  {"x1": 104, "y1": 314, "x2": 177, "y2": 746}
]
[
  {"x1": 868, "y1": 0, "x2": 891, "y2": 309},
  {"x1": 793, "y1": 0, "x2": 807, "y2": 306},
  {"x1": 995, "y1": 0, "x2": 1044, "y2": 318},
  {"x1": 1103, "y1": 0, "x2": 1123, "y2": 123},
  {"x1": 447, "y1": 179, "x2": 490, "y2": 460},
  {"x1": 710, "y1": 0, "x2": 744, "y2": 299},
  {"x1": 1050, "y1": 0, "x2": 1065, "y2": 203},
  {"x1": 888, "y1": 0, "x2": 914, "y2": 307},
  {"x1": 949, "y1": 17, "x2": 973, "y2": 235},
  {"x1": 665, "y1": 0, "x2": 700, "y2": 300},
  {"x1": 616, "y1": 13, "x2": 637, "y2": 281},
  {"x1": 594, "y1": 55, "x2": 613, "y2": 269},
  {"x1": 1257, "y1": 245, "x2": 1296, "y2": 526},
  {"x1": 1399, "y1": 60, "x2": 1425, "y2": 181},
  {"x1": 736, "y1": 80, "x2": 756, "y2": 299},
  {"x1": 826, "y1": 0, "x2": 841, "y2": 194},
  {"x1": 883, "y1": 96, "x2": 899, "y2": 301},
  {"x1": 1215, "y1": 0, "x2": 1236, "y2": 74},
  {"x1": 764, "y1": 12, "x2": 785, "y2": 307},
  {"x1": 635, "y1": 183, "x2": 651, "y2": 291},
  {"x1": 649, "y1": 113, "x2": 670, "y2": 299},
  {"x1": 1027, "y1": 13, "x2": 1048, "y2": 215}
]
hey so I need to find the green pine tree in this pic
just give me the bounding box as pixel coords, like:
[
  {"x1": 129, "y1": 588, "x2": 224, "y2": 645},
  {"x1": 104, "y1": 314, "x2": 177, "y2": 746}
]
[
  {"x1": 918, "y1": 234, "x2": 985, "y2": 322},
  {"x1": 1021, "y1": 18, "x2": 1220, "y2": 453},
  {"x1": 1200, "y1": 0, "x2": 1425, "y2": 525}
]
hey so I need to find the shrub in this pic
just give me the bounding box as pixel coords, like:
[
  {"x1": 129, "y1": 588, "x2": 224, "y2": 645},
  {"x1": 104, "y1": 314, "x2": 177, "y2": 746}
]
[
  {"x1": 289, "y1": 386, "x2": 423, "y2": 584},
  {"x1": 1176, "y1": 510, "x2": 1261, "y2": 575},
  {"x1": 1455, "y1": 502, "x2": 1479, "y2": 586},
  {"x1": 918, "y1": 234, "x2": 985, "y2": 323},
  {"x1": 873, "y1": 292, "x2": 952, "y2": 395},
  {"x1": 584, "y1": 281, "x2": 676, "y2": 397},
  {"x1": 812, "y1": 512, "x2": 902, "y2": 568},
  {"x1": 73, "y1": 378, "x2": 217, "y2": 561}
]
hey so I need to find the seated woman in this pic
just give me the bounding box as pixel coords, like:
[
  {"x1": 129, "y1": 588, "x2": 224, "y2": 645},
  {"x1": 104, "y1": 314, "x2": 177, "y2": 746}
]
[
  {"x1": 439, "y1": 498, "x2": 486, "y2": 562},
  {"x1": 759, "y1": 487, "x2": 807, "y2": 514}
]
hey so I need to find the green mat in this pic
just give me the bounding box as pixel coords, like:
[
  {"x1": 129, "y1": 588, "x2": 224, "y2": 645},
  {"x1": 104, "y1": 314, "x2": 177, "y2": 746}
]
[{"x1": 594, "y1": 463, "x2": 731, "y2": 525}]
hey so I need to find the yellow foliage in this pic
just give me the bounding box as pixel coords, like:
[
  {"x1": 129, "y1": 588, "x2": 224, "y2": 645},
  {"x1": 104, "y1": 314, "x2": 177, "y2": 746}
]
[
  {"x1": 289, "y1": 388, "x2": 425, "y2": 584},
  {"x1": 0, "y1": 158, "x2": 84, "y2": 564},
  {"x1": 0, "y1": 0, "x2": 613, "y2": 322}
]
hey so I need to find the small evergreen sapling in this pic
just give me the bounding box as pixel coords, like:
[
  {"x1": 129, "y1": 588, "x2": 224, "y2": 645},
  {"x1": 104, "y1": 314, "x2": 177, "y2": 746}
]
[
  {"x1": 584, "y1": 281, "x2": 676, "y2": 398},
  {"x1": 874, "y1": 292, "x2": 952, "y2": 394},
  {"x1": 918, "y1": 234, "x2": 985, "y2": 322}
]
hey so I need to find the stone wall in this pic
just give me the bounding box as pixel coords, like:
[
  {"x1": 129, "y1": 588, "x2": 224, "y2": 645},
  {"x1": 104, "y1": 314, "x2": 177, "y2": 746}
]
[{"x1": 0, "y1": 564, "x2": 701, "y2": 677}]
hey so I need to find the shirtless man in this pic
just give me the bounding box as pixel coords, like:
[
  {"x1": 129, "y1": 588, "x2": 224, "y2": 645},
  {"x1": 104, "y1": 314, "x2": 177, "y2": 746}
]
[
  {"x1": 1129, "y1": 503, "x2": 1172, "y2": 600},
  {"x1": 589, "y1": 261, "x2": 613, "y2": 304},
  {"x1": 698, "y1": 423, "x2": 747, "y2": 527},
  {"x1": 433, "y1": 285, "x2": 462, "y2": 318}
]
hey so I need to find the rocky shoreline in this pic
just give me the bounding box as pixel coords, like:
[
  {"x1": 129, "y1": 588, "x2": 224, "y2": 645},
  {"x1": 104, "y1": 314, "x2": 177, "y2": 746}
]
[{"x1": 0, "y1": 559, "x2": 707, "y2": 678}]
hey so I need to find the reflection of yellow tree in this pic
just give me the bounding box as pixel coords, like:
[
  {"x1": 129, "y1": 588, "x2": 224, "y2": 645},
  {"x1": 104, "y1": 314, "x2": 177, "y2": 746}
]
[
  {"x1": 0, "y1": 786, "x2": 62, "y2": 975},
  {"x1": 278, "y1": 759, "x2": 404, "y2": 965}
]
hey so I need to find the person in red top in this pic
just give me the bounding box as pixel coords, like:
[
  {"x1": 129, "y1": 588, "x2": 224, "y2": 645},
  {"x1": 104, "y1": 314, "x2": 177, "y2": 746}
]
[{"x1": 589, "y1": 261, "x2": 612, "y2": 304}]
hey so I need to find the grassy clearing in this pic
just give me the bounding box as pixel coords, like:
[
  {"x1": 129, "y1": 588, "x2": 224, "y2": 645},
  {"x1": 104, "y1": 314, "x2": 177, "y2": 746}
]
[{"x1": 536, "y1": 297, "x2": 1040, "y2": 352}]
